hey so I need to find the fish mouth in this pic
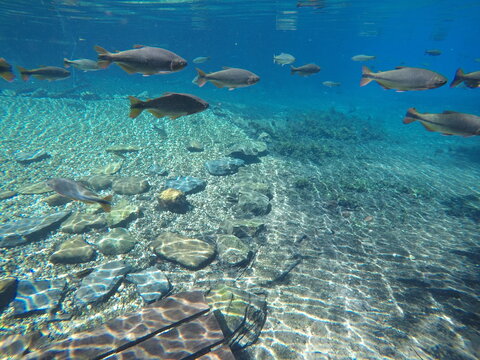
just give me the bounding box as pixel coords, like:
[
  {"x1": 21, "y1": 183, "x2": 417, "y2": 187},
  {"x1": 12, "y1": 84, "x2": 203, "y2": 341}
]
[
  {"x1": 248, "y1": 76, "x2": 260, "y2": 84},
  {"x1": 171, "y1": 59, "x2": 188, "y2": 71}
]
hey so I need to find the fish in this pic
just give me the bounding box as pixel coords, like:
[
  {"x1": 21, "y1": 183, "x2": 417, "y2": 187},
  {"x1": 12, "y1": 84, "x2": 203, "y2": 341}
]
[
  {"x1": 425, "y1": 49, "x2": 442, "y2": 56},
  {"x1": 450, "y1": 68, "x2": 480, "y2": 88},
  {"x1": 273, "y1": 53, "x2": 296, "y2": 66},
  {"x1": 475, "y1": 58, "x2": 480, "y2": 63},
  {"x1": 351, "y1": 54, "x2": 376, "y2": 62},
  {"x1": 322, "y1": 81, "x2": 341, "y2": 87},
  {"x1": 290, "y1": 63, "x2": 321, "y2": 76},
  {"x1": 94, "y1": 45, "x2": 187, "y2": 75},
  {"x1": 193, "y1": 56, "x2": 210, "y2": 64},
  {"x1": 46, "y1": 178, "x2": 113, "y2": 212},
  {"x1": 128, "y1": 92, "x2": 209, "y2": 120},
  {"x1": 360, "y1": 66, "x2": 447, "y2": 91},
  {"x1": 16, "y1": 66, "x2": 70, "y2": 82},
  {"x1": 403, "y1": 108, "x2": 480, "y2": 137},
  {"x1": 0, "y1": 58, "x2": 15, "y2": 82},
  {"x1": 193, "y1": 67, "x2": 260, "y2": 90},
  {"x1": 63, "y1": 58, "x2": 101, "y2": 71}
]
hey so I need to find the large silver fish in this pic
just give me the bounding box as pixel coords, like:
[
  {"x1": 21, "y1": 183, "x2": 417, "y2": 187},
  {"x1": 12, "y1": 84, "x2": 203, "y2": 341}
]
[
  {"x1": 403, "y1": 108, "x2": 480, "y2": 137},
  {"x1": 63, "y1": 58, "x2": 101, "y2": 71},
  {"x1": 193, "y1": 67, "x2": 260, "y2": 90},
  {"x1": 17, "y1": 66, "x2": 70, "y2": 81},
  {"x1": 450, "y1": 68, "x2": 480, "y2": 88},
  {"x1": 290, "y1": 63, "x2": 321, "y2": 76},
  {"x1": 360, "y1": 66, "x2": 447, "y2": 91},
  {"x1": 46, "y1": 178, "x2": 112, "y2": 212},
  {"x1": 94, "y1": 45, "x2": 187, "y2": 76}
]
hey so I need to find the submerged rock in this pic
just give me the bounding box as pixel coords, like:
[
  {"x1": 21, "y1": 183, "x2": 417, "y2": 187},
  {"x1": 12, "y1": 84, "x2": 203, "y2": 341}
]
[
  {"x1": 151, "y1": 232, "x2": 216, "y2": 270},
  {"x1": 227, "y1": 141, "x2": 267, "y2": 163},
  {"x1": 106, "y1": 199, "x2": 141, "y2": 227},
  {"x1": 112, "y1": 177, "x2": 149, "y2": 195},
  {"x1": 12, "y1": 279, "x2": 67, "y2": 316},
  {"x1": 0, "y1": 211, "x2": 71, "y2": 248},
  {"x1": 85, "y1": 175, "x2": 114, "y2": 190},
  {"x1": 236, "y1": 191, "x2": 271, "y2": 217},
  {"x1": 148, "y1": 162, "x2": 168, "y2": 176},
  {"x1": 93, "y1": 162, "x2": 123, "y2": 175},
  {"x1": 44, "y1": 194, "x2": 72, "y2": 207},
  {"x1": 220, "y1": 219, "x2": 266, "y2": 239},
  {"x1": 158, "y1": 188, "x2": 189, "y2": 213},
  {"x1": 165, "y1": 176, "x2": 206, "y2": 194},
  {"x1": 0, "y1": 277, "x2": 17, "y2": 310},
  {"x1": 74, "y1": 260, "x2": 131, "y2": 305},
  {"x1": 14, "y1": 149, "x2": 50, "y2": 164},
  {"x1": 98, "y1": 228, "x2": 136, "y2": 255},
  {"x1": 126, "y1": 266, "x2": 171, "y2": 303},
  {"x1": 50, "y1": 236, "x2": 95, "y2": 264},
  {"x1": 186, "y1": 140, "x2": 204, "y2": 152},
  {"x1": 217, "y1": 235, "x2": 252, "y2": 267},
  {"x1": 205, "y1": 158, "x2": 244, "y2": 176},
  {"x1": 60, "y1": 212, "x2": 107, "y2": 234},
  {"x1": 17, "y1": 182, "x2": 52, "y2": 195},
  {"x1": 106, "y1": 145, "x2": 141, "y2": 155},
  {"x1": 0, "y1": 190, "x2": 17, "y2": 200}
]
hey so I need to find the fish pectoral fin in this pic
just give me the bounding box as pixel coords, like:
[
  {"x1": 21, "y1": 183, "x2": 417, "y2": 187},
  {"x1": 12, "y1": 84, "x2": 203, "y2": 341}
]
[
  {"x1": 419, "y1": 121, "x2": 439, "y2": 132},
  {"x1": 169, "y1": 113, "x2": 187, "y2": 120},
  {"x1": 117, "y1": 63, "x2": 138, "y2": 74},
  {"x1": 211, "y1": 81, "x2": 224, "y2": 88},
  {"x1": 148, "y1": 109, "x2": 166, "y2": 118}
]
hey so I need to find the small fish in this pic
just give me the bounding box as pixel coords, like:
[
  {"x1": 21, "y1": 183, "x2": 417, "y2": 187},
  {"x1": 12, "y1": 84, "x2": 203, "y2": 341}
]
[
  {"x1": 360, "y1": 66, "x2": 447, "y2": 91},
  {"x1": 351, "y1": 54, "x2": 376, "y2": 62},
  {"x1": 450, "y1": 68, "x2": 480, "y2": 88},
  {"x1": 193, "y1": 67, "x2": 260, "y2": 90},
  {"x1": 193, "y1": 56, "x2": 210, "y2": 64},
  {"x1": 425, "y1": 49, "x2": 442, "y2": 56},
  {"x1": 17, "y1": 66, "x2": 70, "y2": 82},
  {"x1": 403, "y1": 108, "x2": 480, "y2": 137},
  {"x1": 94, "y1": 45, "x2": 187, "y2": 75},
  {"x1": 63, "y1": 58, "x2": 101, "y2": 71},
  {"x1": 128, "y1": 92, "x2": 209, "y2": 120},
  {"x1": 322, "y1": 81, "x2": 341, "y2": 87},
  {"x1": 273, "y1": 53, "x2": 296, "y2": 66},
  {"x1": 290, "y1": 63, "x2": 321, "y2": 76},
  {"x1": 0, "y1": 58, "x2": 15, "y2": 82},
  {"x1": 475, "y1": 58, "x2": 480, "y2": 63},
  {"x1": 46, "y1": 178, "x2": 112, "y2": 212}
]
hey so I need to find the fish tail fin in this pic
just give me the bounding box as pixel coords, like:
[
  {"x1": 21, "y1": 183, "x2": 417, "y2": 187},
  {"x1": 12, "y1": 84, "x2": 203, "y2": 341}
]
[
  {"x1": 0, "y1": 58, "x2": 14, "y2": 82},
  {"x1": 360, "y1": 66, "x2": 373, "y2": 86},
  {"x1": 290, "y1": 66, "x2": 296, "y2": 75},
  {"x1": 16, "y1": 66, "x2": 30, "y2": 81},
  {"x1": 94, "y1": 45, "x2": 112, "y2": 68},
  {"x1": 403, "y1": 108, "x2": 420, "y2": 124},
  {"x1": 193, "y1": 68, "x2": 207, "y2": 87},
  {"x1": 449, "y1": 68, "x2": 464, "y2": 88},
  {"x1": 128, "y1": 96, "x2": 144, "y2": 118},
  {"x1": 63, "y1": 58, "x2": 71, "y2": 68},
  {"x1": 99, "y1": 195, "x2": 113, "y2": 212}
]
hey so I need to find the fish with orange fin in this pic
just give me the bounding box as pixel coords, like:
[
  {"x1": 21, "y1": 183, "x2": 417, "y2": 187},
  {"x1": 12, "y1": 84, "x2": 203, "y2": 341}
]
[
  {"x1": 16, "y1": 66, "x2": 70, "y2": 81},
  {"x1": 403, "y1": 108, "x2": 480, "y2": 137},
  {"x1": 46, "y1": 178, "x2": 113, "y2": 212},
  {"x1": 0, "y1": 58, "x2": 15, "y2": 82},
  {"x1": 128, "y1": 92, "x2": 209, "y2": 120},
  {"x1": 94, "y1": 44, "x2": 187, "y2": 75},
  {"x1": 450, "y1": 68, "x2": 480, "y2": 88}
]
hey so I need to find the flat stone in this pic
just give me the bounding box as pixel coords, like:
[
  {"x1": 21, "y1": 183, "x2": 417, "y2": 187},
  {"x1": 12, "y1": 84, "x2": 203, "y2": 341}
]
[
  {"x1": 227, "y1": 141, "x2": 267, "y2": 162},
  {"x1": 85, "y1": 175, "x2": 114, "y2": 190},
  {"x1": 112, "y1": 177, "x2": 149, "y2": 195},
  {"x1": 231, "y1": 181, "x2": 273, "y2": 200},
  {"x1": 44, "y1": 194, "x2": 71, "y2": 206},
  {"x1": 152, "y1": 232, "x2": 216, "y2": 270},
  {"x1": 14, "y1": 149, "x2": 50, "y2": 164},
  {"x1": 94, "y1": 161, "x2": 123, "y2": 175},
  {"x1": 205, "y1": 158, "x2": 244, "y2": 176},
  {"x1": 12, "y1": 279, "x2": 67, "y2": 316},
  {"x1": 0, "y1": 211, "x2": 71, "y2": 248},
  {"x1": 60, "y1": 212, "x2": 107, "y2": 234},
  {"x1": 98, "y1": 228, "x2": 136, "y2": 255},
  {"x1": 106, "y1": 199, "x2": 141, "y2": 227},
  {"x1": 0, "y1": 332, "x2": 44, "y2": 359},
  {"x1": 17, "y1": 182, "x2": 52, "y2": 195},
  {"x1": 74, "y1": 260, "x2": 131, "y2": 305},
  {"x1": 0, "y1": 277, "x2": 17, "y2": 309},
  {"x1": 50, "y1": 236, "x2": 95, "y2": 264},
  {"x1": 186, "y1": 140, "x2": 204, "y2": 152},
  {"x1": 106, "y1": 145, "x2": 141, "y2": 154},
  {"x1": 0, "y1": 190, "x2": 17, "y2": 200},
  {"x1": 236, "y1": 191, "x2": 271, "y2": 217},
  {"x1": 217, "y1": 235, "x2": 252, "y2": 267},
  {"x1": 126, "y1": 266, "x2": 171, "y2": 302},
  {"x1": 165, "y1": 176, "x2": 206, "y2": 194},
  {"x1": 220, "y1": 219, "x2": 266, "y2": 239}
]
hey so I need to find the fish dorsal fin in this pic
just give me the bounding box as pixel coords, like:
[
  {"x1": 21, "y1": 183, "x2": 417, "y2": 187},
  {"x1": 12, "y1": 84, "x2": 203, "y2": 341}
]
[
  {"x1": 222, "y1": 66, "x2": 232, "y2": 70},
  {"x1": 133, "y1": 44, "x2": 146, "y2": 49},
  {"x1": 442, "y1": 110, "x2": 457, "y2": 114}
]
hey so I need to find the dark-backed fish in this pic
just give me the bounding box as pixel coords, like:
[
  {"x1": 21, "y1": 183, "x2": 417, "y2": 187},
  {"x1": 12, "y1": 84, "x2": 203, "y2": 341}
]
[
  {"x1": 63, "y1": 58, "x2": 101, "y2": 71},
  {"x1": 290, "y1": 63, "x2": 321, "y2": 76},
  {"x1": 360, "y1": 66, "x2": 447, "y2": 91},
  {"x1": 129, "y1": 92, "x2": 209, "y2": 120},
  {"x1": 94, "y1": 45, "x2": 187, "y2": 75},
  {"x1": 450, "y1": 68, "x2": 480, "y2": 88},
  {"x1": 0, "y1": 58, "x2": 14, "y2": 82},
  {"x1": 193, "y1": 67, "x2": 260, "y2": 90},
  {"x1": 403, "y1": 108, "x2": 480, "y2": 137},
  {"x1": 322, "y1": 81, "x2": 341, "y2": 87},
  {"x1": 17, "y1": 66, "x2": 70, "y2": 82},
  {"x1": 425, "y1": 49, "x2": 442, "y2": 56},
  {"x1": 273, "y1": 53, "x2": 295, "y2": 66},
  {"x1": 46, "y1": 178, "x2": 112, "y2": 212},
  {"x1": 193, "y1": 56, "x2": 210, "y2": 64},
  {"x1": 351, "y1": 54, "x2": 376, "y2": 62}
]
